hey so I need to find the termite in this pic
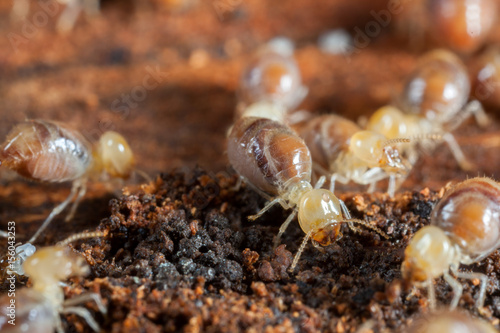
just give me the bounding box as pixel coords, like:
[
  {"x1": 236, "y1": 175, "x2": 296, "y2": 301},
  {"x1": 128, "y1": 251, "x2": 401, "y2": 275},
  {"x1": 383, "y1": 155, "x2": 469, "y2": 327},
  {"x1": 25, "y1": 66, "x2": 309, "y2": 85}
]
[
  {"x1": 425, "y1": 0, "x2": 497, "y2": 54},
  {"x1": 402, "y1": 177, "x2": 500, "y2": 310},
  {"x1": 0, "y1": 119, "x2": 140, "y2": 243},
  {"x1": 397, "y1": 0, "x2": 497, "y2": 54},
  {"x1": 236, "y1": 49, "x2": 308, "y2": 120},
  {"x1": 227, "y1": 115, "x2": 389, "y2": 271},
  {"x1": 367, "y1": 49, "x2": 488, "y2": 170},
  {"x1": 297, "y1": 114, "x2": 411, "y2": 197}
]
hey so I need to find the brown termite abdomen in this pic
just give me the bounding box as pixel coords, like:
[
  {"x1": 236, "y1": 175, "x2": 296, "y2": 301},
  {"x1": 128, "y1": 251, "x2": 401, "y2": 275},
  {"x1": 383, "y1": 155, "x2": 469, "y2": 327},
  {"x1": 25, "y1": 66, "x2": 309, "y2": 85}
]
[{"x1": 228, "y1": 116, "x2": 312, "y2": 196}]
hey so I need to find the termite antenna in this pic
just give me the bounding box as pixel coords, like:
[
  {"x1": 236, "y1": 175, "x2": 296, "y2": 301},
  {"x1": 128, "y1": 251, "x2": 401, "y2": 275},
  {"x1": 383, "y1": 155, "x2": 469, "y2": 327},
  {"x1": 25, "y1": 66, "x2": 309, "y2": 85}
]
[
  {"x1": 289, "y1": 229, "x2": 313, "y2": 272},
  {"x1": 57, "y1": 231, "x2": 106, "y2": 247},
  {"x1": 409, "y1": 133, "x2": 444, "y2": 142},
  {"x1": 343, "y1": 218, "x2": 390, "y2": 239},
  {"x1": 383, "y1": 138, "x2": 411, "y2": 148}
]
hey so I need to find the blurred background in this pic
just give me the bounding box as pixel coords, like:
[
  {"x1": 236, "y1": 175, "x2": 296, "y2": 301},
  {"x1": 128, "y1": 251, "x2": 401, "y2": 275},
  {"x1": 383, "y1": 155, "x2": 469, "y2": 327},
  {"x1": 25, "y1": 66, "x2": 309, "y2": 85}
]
[{"x1": 0, "y1": 0, "x2": 499, "y2": 213}]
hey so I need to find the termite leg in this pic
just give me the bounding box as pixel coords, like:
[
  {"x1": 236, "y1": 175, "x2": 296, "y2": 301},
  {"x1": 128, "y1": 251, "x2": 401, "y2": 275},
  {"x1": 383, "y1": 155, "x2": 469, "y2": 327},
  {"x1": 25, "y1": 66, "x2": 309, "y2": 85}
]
[
  {"x1": 272, "y1": 209, "x2": 298, "y2": 250},
  {"x1": 451, "y1": 265, "x2": 489, "y2": 309},
  {"x1": 28, "y1": 181, "x2": 80, "y2": 243},
  {"x1": 367, "y1": 181, "x2": 377, "y2": 193},
  {"x1": 314, "y1": 176, "x2": 326, "y2": 189},
  {"x1": 442, "y1": 132, "x2": 474, "y2": 171},
  {"x1": 65, "y1": 180, "x2": 87, "y2": 222},
  {"x1": 387, "y1": 175, "x2": 396, "y2": 198},
  {"x1": 63, "y1": 292, "x2": 107, "y2": 314},
  {"x1": 61, "y1": 306, "x2": 100, "y2": 332},
  {"x1": 426, "y1": 278, "x2": 437, "y2": 310},
  {"x1": 443, "y1": 272, "x2": 463, "y2": 310},
  {"x1": 248, "y1": 197, "x2": 287, "y2": 221}
]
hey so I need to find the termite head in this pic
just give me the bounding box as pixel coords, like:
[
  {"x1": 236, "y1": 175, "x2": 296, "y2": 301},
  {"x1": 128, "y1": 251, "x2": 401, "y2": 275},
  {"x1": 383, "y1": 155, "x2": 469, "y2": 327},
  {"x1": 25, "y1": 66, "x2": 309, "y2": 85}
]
[
  {"x1": 402, "y1": 226, "x2": 456, "y2": 283},
  {"x1": 290, "y1": 186, "x2": 390, "y2": 272},
  {"x1": 349, "y1": 130, "x2": 409, "y2": 173},
  {"x1": 297, "y1": 189, "x2": 343, "y2": 246},
  {"x1": 95, "y1": 131, "x2": 135, "y2": 179},
  {"x1": 23, "y1": 246, "x2": 90, "y2": 284}
]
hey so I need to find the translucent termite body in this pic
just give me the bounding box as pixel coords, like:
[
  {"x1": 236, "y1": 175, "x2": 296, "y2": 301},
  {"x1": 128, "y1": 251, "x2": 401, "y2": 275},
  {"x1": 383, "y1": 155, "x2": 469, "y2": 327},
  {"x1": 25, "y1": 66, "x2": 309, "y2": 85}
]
[
  {"x1": 368, "y1": 50, "x2": 487, "y2": 170},
  {"x1": 11, "y1": 0, "x2": 100, "y2": 32},
  {"x1": 425, "y1": 0, "x2": 497, "y2": 54},
  {"x1": 402, "y1": 177, "x2": 500, "y2": 310},
  {"x1": 0, "y1": 120, "x2": 136, "y2": 243},
  {"x1": 227, "y1": 116, "x2": 389, "y2": 271},
  {"x1": 0, "y1": 241, "x2": 106, "y2": 333},
  {"x1": 297, "y1": 114, "x2": 410, "y2": 197},
  {"x1": 236, "y1": 50, "x2": 307, "y2": 120},
  {"x1": 402, "y1": 310, "x2": 497, "y2": 333},
  {"x1": 398, "y1": 50, "x2": 478, "y2": 123},
  {"x1": 472, "y1": 46, "x2": 500, "y2": 109}
]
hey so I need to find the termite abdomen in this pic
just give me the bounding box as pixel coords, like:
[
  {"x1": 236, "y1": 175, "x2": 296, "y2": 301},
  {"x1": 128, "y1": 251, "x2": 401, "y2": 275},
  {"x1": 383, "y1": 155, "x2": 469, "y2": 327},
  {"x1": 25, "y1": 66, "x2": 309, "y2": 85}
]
[
  {"x1": 228, "y1": 116, "x2": 311, "y2": 196},
  {"x1": 0, "y1": 120, "x2": 91, "y2": 183}
]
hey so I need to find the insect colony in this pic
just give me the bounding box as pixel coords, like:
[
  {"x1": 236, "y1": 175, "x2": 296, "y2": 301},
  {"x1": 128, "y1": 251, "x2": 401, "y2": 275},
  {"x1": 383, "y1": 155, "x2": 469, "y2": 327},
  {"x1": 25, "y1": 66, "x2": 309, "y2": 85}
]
[{"x1": 2, "y1": 0, "x2": 500, "y2": 331}]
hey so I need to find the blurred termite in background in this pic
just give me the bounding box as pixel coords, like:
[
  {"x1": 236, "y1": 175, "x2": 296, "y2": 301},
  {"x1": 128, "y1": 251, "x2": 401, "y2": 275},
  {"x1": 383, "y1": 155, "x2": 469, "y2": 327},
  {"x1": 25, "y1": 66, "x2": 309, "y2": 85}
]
[
  {"x1": 367, "y1": 49, "x2": 488, "y2": 170},
  {"x1": 425, "y1": 0, "x2": 498, "y2": 53},
  {"x1": 471, "y1": 45, "x2": 500, "y2": 110},
  {"x1": 397, "y1": 0, "x2": 497, "y2": 53},
  {"x1": 0, "y1": 119, "x2": 143, "y2": 243},
  {"x1": 236, "y1": 47, "x2": 308, "y2": 123}
]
